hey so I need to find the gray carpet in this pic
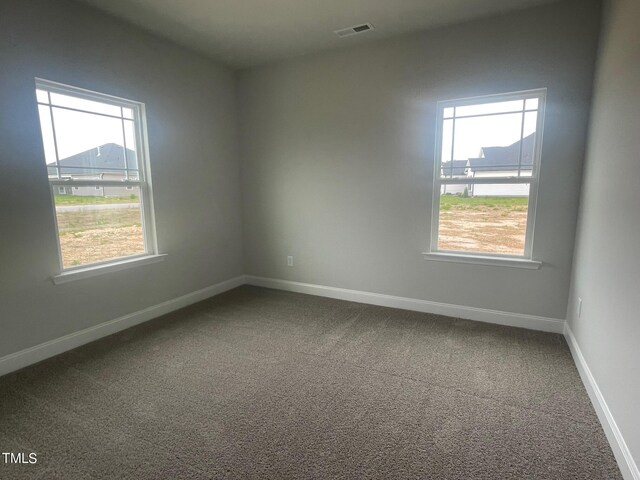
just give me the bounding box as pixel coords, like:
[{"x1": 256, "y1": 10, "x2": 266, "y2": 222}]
[{"x1": 0, "y1": 286, "x2": 621, "y2": 479}]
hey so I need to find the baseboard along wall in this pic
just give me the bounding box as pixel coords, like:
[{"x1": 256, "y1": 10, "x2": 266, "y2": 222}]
[
  {"x1": 245, "y1": 276, "x2": 565, "y2": 333},
  {"x1": 0, "y1": 274, "x2": 564, "y2": 377},
  {"x1": 0, "y1": 275, "x2": 246, "y2": 378},
  {"x1": 564, "y1": 324, "x2": 639, "y2": 480}
]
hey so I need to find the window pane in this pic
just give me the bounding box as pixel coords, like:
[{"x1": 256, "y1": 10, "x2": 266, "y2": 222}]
[
  {"x1": 441, "y1": 161, "x2": 468, "y2": 178},
  {"x1": 37, "y1": 105, "x2": 58, "y2": 176},
  {"x1": 456, "y1": 99, "x2": 523, "y2": 117},
  {"x1": 36, "y1": 89, "x2": 49, "y2": 104},
  {"x1": 123, "y1": 120, "x2": 139, "y2": 170},
  {"x1": 53, "y1": 186, "x2": 144, "y2": 268},
  {"x1": 453, "y1": 112, "x2": 523, "y2": 166},
  {"x1": 523, "y1": 111, "x2": 538, "y2": 138},
  {"x1": 518, "y1": 111, "x2": 538, "y2": 176},
  {"x1": 525, "y1": 98, "x2": 539, "y2": 110},
  {"x1": 50, "y1": 92, "x2": 122, "y2": 117},
  {"x1": 438, "y1": 184, "x2": 530, "y2": 256},
  {"x1": 51, "y1": 107, "x2": 129, "y2": 176},
  {"x1": 123, "y1": 107, "x2": 134, "y2": 120},
  {"x1": 443, "y1": 107, "x2": 454, "y2": 119},
  {"x1": 441, "y1": 118, "x2": 453, "y2": 164}
]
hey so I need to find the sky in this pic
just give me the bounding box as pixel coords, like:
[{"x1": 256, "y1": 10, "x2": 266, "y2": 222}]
[
  {"x1": 441, "y1": 98, "x2": 539, "y2": 163},
  {"x1": 36, "y1": 89, "x2": 136, "y2": 165}
]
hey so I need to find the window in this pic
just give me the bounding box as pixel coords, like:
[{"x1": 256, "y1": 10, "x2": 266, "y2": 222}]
[
  {"x1": 35, "y1": 79, "x2": 157, "y2": 271},
  {"x1": 429, "y1": 89, "x2": 545, "y2": 261}
]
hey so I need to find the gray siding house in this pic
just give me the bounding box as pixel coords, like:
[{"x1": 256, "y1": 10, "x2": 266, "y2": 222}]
[
  {"x1": 48, "y1": 143, "x2": 138, "y2": 197},
  {"x1": 440, "y1": 134, "x2": 536, "y2": 197}
]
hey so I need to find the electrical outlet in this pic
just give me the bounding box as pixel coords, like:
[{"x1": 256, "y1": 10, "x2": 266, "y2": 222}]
[
  {"x1": 577, "y1": 297, "x2": 583, "y2": 318},
  {"x1": 287, "y1": 256, "x2": 294, "y2": 267}
]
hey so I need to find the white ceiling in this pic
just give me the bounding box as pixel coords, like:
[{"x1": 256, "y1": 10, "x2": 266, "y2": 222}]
[{"x1": 78, "y1": 0, "x2": 559, "y2": 68}]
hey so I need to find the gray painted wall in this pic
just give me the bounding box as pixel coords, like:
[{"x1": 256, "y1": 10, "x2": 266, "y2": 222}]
[
  {"x1": 238, "y1": 0, "x2": 601, "y2": 319},
  {"x1": 567, "y1": 0, "x2": 640, "y2": 467},
  {"x1": 0, "y1": 0, "x2": 243, "y2": 358}
]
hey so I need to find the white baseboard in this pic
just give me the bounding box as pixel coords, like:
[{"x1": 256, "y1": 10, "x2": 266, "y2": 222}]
[
  {"x1": 0, "y1": 274, "x2": 563, "y2": 379},
  {"x1": 0, "y1": 275, "x2": 246, "y2": 377},
  {"x1": 564, "y1": 324, "x2": 639, "y2": 480},
  {"x1": 245, "y1": 276, "x2": 565, "y2": 333}
]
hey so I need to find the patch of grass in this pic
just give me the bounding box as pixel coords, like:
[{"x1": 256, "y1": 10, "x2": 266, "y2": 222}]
[
  {"x1": 440, "y1": 195, "x2": 528, "y2": 209},
  {"x1": 54, "y1": 194, "x2": 138, "y2": 206},
  {"x1": 56, "y1": 209, "x2": 142, "y2": 234}
]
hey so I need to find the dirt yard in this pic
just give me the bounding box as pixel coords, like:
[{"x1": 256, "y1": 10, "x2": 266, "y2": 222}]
[
  {"x1": 438, "y1": 196, "x2": 528, "y2": 255},
  {"x1": 55, "y1": 207, "x2": 144, "y2": 267},
  {"x1": 53, "y1": 194, "x2": 528, "y2": 267}
]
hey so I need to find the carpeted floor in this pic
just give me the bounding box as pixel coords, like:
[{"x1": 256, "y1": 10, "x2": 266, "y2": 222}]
[{"x1": 0, "y1": 286, "x2": 621, "y2": 479}]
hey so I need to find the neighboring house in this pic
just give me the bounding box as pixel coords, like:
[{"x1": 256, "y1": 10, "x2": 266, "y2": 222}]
[
  {"x1": 48, "y1": 143, "x2": 138, "y2": 197},
  {"x1": 468, "y1": 133, "x2": 535, "y2": 196},
  {"x1": 440, "y1": 134, "x2": 535, "y2": 197},
  {"x1": 440, "y1": 160, "x2": 469, "y2": 195}
]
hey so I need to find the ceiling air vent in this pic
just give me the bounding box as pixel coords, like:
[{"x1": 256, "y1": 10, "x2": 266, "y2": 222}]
[{"x1": 334, "y1": 23, "x2": 374, "y2": 38}]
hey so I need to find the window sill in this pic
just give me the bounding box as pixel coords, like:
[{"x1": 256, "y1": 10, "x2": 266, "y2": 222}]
[
  {"x1": 52, "y1": 254, "x2": 167, "y2": 285},
  {"x1": 422, "y1": 252, "x2": 541, "y2": 269}
]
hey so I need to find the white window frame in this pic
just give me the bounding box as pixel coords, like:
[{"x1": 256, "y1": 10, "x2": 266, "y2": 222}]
[
  {"x1": 425, "y1": 89, "x2": 546, "y2": 268},
  {"x1": 35, "y1": 78, "x2": 162, "y2": 282}
]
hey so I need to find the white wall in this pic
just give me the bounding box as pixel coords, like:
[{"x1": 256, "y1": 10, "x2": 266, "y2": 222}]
[
  {"x1": 567, "y1": 0, "x2": 640, "y2": 473},
  {"x1": 0, "y1": 0, "x2": 243, "y2": 359},
  {"x1": 238, "y1": 0, "x2": 601, "y2": 319}
]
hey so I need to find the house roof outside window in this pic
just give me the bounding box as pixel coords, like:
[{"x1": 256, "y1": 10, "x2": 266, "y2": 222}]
[
  {"x1": 47, "y1": 143, "x2": 137, "y2": 176},
  {"x1": 468, "y1": 133, "x2": 535, "y2": 172}
]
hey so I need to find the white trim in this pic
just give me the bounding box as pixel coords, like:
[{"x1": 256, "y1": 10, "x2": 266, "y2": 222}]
[
  {"x1": 564, "y1": 324, "x2": 639, "y2": 480},
  {"x1": 245, "y1": 276, "x2": 564, "y2": 333},
  {"x1": 0, "y1": 275, "x2": 246, "y2": 377},
  {"x1": 437, "y1": 88, "x2": 549, "y2": 108},
  {"x1": 440, "y1": 176, "x2": 532, "y2": 184},
  {"x1": 52, "y1": 254, "x2": 167, "y2": 285},
  {"x1": 35, "y1": 77, "x2": 142, "y2": 108},
  {"x1": 35, "y1": 77, "x2": 158, "y2": 273},
  {"x1": 422, "y1": 252, "x2": 541, "y2": 269},
  {"x1": 429, "y1": 88, "x2": 547, "y2": 261}
]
